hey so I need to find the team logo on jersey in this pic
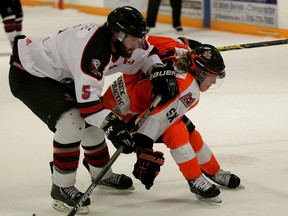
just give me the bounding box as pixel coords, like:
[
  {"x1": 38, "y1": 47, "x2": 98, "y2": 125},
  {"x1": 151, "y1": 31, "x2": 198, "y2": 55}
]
[
  {"x1": 91, "y1": 58, "x2": 101, "y2": 70},
  {"x1": 123, "y1": 58, "x2": 135, "y2": 65},
  {"x1": 26, "y1": 38, "x2": 32, "y2": 46},
  {"x1": 90, "y1": 58, "x2": 102, "y2": 80},
  {"x1": 180, "y1": 92, "x2": 195, "y2": 108}
]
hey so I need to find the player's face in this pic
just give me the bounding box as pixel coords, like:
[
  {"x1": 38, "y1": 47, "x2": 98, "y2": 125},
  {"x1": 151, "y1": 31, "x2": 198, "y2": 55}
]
[
  {"x1": 193, "y1": 67, "x2": 225, "y2": 92},
  {"x1": 118, "y1": 34, "x2": 143, "y2": 58},
  {"x1": 199, "y1": 74, "x2": 217, "y2": 92},
  {"x1": 200, "y1": 70, "x2": 226, "y2": 92}
]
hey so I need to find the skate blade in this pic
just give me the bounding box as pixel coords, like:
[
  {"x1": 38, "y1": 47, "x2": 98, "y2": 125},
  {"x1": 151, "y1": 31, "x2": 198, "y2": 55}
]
[
  {"x1": 195, "y1": 194, "x2": 222, "y2": 203},
  {"x1": 237, "y1": 184, "x2": 245, "y2": 189},
  {"x1": 52, "y1": 200, "x2": 90, "y2": 214},
  {"x1": 218, "y1": 183, "x2": 245, "y2": 190},
  {"x1": 98, "y1": 182, "x2": 135, "y2": 191}
]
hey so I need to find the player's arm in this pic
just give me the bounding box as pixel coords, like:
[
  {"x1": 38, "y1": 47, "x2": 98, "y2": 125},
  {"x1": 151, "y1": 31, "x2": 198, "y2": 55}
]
[
  {"x1": 76, "y1": 38, "x2": 133, "y2": 153},
  {"x1": 77, "y1": 85, "x2": 134, "y2": 154},
  {"x1": 142, "y1": 45, "x2": 179, "y2": 104}
]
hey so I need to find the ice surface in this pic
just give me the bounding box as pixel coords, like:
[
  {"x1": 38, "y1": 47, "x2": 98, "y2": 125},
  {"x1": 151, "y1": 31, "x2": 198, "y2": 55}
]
[{"x1": 1, "y1": 6, "x2": 287, "y2": 216}]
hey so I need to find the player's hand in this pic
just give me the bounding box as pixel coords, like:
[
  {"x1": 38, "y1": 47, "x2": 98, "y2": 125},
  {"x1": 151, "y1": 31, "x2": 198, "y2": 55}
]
[
  {"x1": 102, "y1": 112, "x2": 134, "y2": 154},
  {"x1": 133, "y1": 148, "x2": 165, "y2": 190},
  {"x1": 150, "y1": 66, "x2": 179, "y2": 104}
]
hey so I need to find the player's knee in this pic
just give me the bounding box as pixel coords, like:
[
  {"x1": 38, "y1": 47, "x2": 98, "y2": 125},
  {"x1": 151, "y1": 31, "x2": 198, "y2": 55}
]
[
  {"x1": 81, "y1": 126, "x2": 105, "y2": 147},
  {"x1": 54, "y1": 108, "x2": 85, "y2": 143},
  {"x1": 189, "y1": 130, "x2": 204, "y2": 152}
]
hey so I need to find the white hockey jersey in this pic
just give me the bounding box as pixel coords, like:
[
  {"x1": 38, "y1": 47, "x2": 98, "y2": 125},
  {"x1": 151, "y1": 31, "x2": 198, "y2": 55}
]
[{"x1": 16, "y1": 23, "x2": 162, "y2": 128}]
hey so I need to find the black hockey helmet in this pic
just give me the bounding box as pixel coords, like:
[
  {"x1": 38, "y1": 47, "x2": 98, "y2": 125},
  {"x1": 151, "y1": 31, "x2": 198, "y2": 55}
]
[
  {"x1": 107, "y1": 6, "x2": 147, "y2": 38},
  {"x1": 190, "y1": 44, "x2": 226, "y2": 83}
]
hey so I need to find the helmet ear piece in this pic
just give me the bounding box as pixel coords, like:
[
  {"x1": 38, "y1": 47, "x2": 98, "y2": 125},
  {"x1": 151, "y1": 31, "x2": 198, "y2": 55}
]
[
  {"x1": 189, "y1": 53, "x2": 206, "y2": 83},
  {"x1": 190, "y1": 53, "x2": 205, "y2": 72}
]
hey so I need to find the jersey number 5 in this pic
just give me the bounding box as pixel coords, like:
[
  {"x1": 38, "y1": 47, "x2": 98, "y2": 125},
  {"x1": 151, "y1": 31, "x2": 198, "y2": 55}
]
[{"x1": 82, "y1": 85, "x2": 91, "y2": 100}]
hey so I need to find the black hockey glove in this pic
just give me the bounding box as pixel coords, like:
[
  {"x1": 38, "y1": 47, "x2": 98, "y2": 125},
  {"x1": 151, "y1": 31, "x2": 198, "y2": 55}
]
[
  {"x1": 133, "y1": 148, "x2": 165, "y2": 190},
  {"x1": 150, "y1": 66, "x2": 179, "y2": 104},
  {"x1": 101, "y1": 112, "x2": 134, "y2": 154}
]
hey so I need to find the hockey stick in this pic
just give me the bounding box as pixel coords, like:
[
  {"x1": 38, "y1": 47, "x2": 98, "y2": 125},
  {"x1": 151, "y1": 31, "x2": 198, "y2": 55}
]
[
  {"x1": 217, "y1": 38, "x2": 288, "y2": 51},
  {"x1": 67, "y1": 95, "x2": 162, "y2": 216}
]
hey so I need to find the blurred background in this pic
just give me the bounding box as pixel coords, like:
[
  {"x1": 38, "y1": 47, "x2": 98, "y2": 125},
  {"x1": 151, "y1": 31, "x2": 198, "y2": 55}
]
[{"x1": 1, "y1": 1, "x2": 288, "y2": 216}]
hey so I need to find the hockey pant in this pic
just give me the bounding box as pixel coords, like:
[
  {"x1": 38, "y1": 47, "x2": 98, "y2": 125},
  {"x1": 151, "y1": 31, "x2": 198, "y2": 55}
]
[
  {"x1": 162, "y1": 119, "x2": 220, "y2": 180},
  {"x1": 9, "y1": 65, "x2": 112, "y2": 187}
]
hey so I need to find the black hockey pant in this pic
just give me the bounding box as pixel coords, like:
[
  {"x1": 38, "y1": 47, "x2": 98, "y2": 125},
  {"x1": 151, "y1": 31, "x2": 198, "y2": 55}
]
[{"x1": 9, "y1": 65, "x2": 78, "y2": 132}]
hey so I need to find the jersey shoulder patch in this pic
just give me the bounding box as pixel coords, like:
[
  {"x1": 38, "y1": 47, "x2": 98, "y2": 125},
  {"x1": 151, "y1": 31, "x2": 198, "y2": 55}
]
[{"x1": 81, "y1": 26, "x2": 111, "y2": 80}]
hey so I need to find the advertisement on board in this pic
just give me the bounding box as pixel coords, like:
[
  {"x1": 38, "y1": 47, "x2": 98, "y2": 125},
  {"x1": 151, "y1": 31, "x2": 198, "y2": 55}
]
[
  {"x1": 160, "y1": 0, "x2": 203, "y2": 19},
  {"x1": 211, "y1": 0, "x2": 277, "y2": 27},
  {"x1": 103, "y1": 0, "x2": 147, "y2": 11}
]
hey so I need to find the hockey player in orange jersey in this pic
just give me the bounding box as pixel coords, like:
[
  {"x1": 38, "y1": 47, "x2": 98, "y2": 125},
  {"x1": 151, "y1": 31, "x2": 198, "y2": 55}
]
[{"x1": 103, "y1": 35, "x2": 241, "y2": 203}]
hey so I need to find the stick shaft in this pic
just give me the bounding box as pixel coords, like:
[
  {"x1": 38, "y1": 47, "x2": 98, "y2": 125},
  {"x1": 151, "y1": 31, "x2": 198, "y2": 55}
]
[
  {"x1": 67, "y1": 95, "x2": 162, "y2": 216},
  {"x1": 130, "y1": 95, "x2": 162, "y2": 134},
  {"x1": 217, "y1": 39, "x2": 288, "y2": 51}
]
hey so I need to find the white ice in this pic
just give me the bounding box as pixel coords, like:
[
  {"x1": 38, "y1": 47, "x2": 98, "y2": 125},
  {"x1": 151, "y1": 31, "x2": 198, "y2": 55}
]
[{"x1": 0, "y1": 6, "x2": 288, "y2": 216}]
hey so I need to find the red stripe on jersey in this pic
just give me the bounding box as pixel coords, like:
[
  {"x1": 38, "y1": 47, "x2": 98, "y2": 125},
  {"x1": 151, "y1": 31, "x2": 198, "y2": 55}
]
[{"x1": 79, "y1": 103, "x2": 104, "y2": 116}]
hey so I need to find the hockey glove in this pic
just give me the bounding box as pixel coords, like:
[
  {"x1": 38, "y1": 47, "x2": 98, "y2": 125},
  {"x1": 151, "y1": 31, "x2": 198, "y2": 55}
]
[
  {"x1": 150, "y1": 66, "x2": 179, "y2": 104},
  {"x1": 133, "y1": 148, "x2": 165, "y2": 190},
  {"x1": 101, "y1": 112, "x2": 134, "y2": 154}
]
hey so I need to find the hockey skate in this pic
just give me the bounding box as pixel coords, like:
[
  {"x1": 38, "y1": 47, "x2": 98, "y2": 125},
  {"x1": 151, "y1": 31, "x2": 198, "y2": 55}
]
[
  {"x1": 51, "y1": 184, "x2": 90, "y2": 214},
  {"x1": 98, "y1": 173, "x2": 134, "y2": 190},
  {"x1": 83, "y1": 159, "x2": 135, "y2": 190},
  {"x1": 188, "y1": 175, "x2": 222, "y2": 203},
  {"x1": 203, "y1": 169, "x2": 242, "y2": 189}
]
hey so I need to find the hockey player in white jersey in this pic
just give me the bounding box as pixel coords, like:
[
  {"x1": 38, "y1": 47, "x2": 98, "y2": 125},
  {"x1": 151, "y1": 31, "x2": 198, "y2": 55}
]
[
  {"x1": 8, "y1": 6, "x2": 178, "y2": 214},
  {"x1": 0, "y1": 0, "x2": 23, "y2": 47}
]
